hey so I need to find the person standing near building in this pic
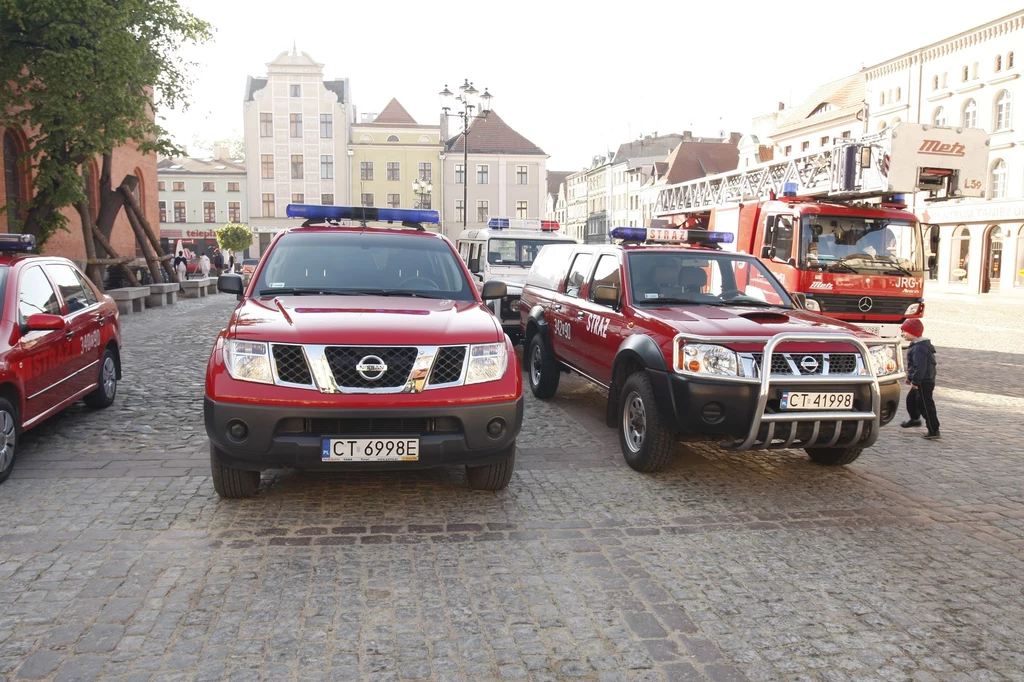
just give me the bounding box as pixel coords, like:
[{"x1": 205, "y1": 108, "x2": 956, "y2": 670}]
[
  {"x1": 199, "y1": 252, "x2": 211, "y2": 278},
  {"x1": 174, "y1": 250, "x2": 188, "y2": 281},
  {"x1": 900, "y1": 318, "x2": 940, "y2": 440},
  {"x1": 213, "y1": 249, "x2": 224, "y2": 276}
]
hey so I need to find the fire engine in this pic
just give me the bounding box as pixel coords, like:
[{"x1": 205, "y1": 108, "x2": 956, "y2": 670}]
[{"x1": 655, "y1": 123, "x2": 990, "y2": 339}]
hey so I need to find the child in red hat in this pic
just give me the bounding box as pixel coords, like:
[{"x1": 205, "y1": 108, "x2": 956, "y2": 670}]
[{"x1": 900, "y1": 318, "x2": 940, "y2": 439}]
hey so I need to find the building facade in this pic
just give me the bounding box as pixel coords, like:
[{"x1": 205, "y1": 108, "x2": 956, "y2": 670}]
[
  {"x1": 349, "y1": 99, "x2": 442, "y2": 228},
  {"x1": 157, "y1": 147, "x2": 248, "y2": 258},
  {"x1": 760, "y1": 74, "x2": 866, "y2": 159},
  {"x1": 545, "y1": 171, "x2": 571, "y2": 230},
  {"x1": 242, "y1": 48, "x2": 351, "y2": 255}
]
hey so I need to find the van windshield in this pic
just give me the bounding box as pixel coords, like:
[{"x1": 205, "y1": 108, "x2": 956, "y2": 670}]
[{"x1": 487, "y1": 239, "x2": 566, "y2": 268}]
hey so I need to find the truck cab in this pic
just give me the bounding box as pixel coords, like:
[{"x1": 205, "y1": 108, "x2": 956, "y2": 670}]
[{"x1": 456, "y1": 218, "x2": 577, "y2": 345}]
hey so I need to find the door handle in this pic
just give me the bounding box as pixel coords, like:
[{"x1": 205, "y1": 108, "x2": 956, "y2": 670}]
[
  {"x1": 576, "y1": 311, "x2": 585, "y2": 320},
  {"x1": 64, "y1": 330, "x2": 74, "y2": 340},
  {"x1": 553, "y1": 304, "x2": 563, "y2": 311},
  {"x1": 94, "y1": 314, "x2": 105, "y2": 327}
]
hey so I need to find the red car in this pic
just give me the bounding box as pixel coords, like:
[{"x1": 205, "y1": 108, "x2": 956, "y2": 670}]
[
  {"x1": 204, "y1": 206, "x2": 522, "y2": 499},
  {"x1": 0, "y1": 234, "x2": 121, "y2": 483},
  {"x1": 521, "y1": 227, "x2": 904, "y2": 472}
]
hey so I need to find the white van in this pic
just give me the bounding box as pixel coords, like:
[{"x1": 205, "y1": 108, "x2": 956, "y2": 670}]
[{"x1": 457, "y1": 218, "x2": 577, "y2": 344}]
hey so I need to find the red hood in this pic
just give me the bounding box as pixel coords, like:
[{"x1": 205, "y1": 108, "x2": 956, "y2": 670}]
[{"x1": 229, "y1": 295, "x2": 503, "y2": 345}]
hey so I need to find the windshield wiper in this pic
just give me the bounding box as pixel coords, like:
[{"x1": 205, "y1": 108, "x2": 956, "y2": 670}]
[
  {"x1": 639, "y1": 297, "x2": 721, "y2": 306},
  {"x1": 719, "y1": 299, "x2": 780, "y2": 308},
  {"x1": 826, "y1": 260, "x2": 860, "y2": 274},
  {"x1": 346, "y1": 289, "x2": 450, "y2": 299},
  {"x1": 258, "y1": 287, "x2": 356, "y2": 296}
]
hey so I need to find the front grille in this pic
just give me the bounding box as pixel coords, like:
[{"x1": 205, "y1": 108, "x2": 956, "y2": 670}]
[
  {"x1": 750, "y1": 352, "x2": 859, "y2": 376},
  {"x1": 276, "y1": 416, "x2": 462, "y2": 436},
  {"x1": 273, "y1": 344, "x2": 313, "y2": 384},
  {"x1": 324, "y1": 346, "x2": 417, "y2": 389},
  {"x1": 812, "y1": 294, "x2": 912, "y2": 316},
  {"x1": 429, "y1": 346, "x2": 466, "y2": 385}
]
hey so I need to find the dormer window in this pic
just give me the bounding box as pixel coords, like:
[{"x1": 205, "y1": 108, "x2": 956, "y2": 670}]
[{"x1": 810, "y1": 102, "x2": 835, "y2": 116}]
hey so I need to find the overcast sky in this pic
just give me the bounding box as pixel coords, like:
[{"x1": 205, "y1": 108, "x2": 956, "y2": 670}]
[{"x1": 160, "y1": 0, "x2": 1023, "y2": 171}]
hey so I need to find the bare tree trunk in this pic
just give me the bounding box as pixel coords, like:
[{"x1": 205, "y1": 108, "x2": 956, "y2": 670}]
[
  {"x1": 90, "y1": 223, "x2": 140, "y2": 287},
  {"x1": 95, "y1": 154, "x2": 127, "y2": 242},
  {"x1": 75, "y1": 201, "x2": 104, "y2": 291},
  {"x1": 124, "y1": 202, "x2": 162, "y2": 286}
]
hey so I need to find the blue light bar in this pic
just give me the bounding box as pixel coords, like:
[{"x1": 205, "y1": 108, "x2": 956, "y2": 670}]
[
  {"x1": 0, "y1": 233, "x2": 36, "y2": 252},
  {"x1": 488, "y1": 218, "x2": 510, "y2": 229},
  {"x1": 782, "y1": 182, "x2": 798, "y2": 197},
  {"x1": 609, "y1": 227, "x2": 734, "y2": 245},
  {"x1": 285, "y1": 204, "x2": 440, "y2": 224},
  {"x1": 891, "y1": 193, "x2": 906, "y2": 204},
  {"x1": 609, "y1": 227, "x2": 647, "y2": 241}
]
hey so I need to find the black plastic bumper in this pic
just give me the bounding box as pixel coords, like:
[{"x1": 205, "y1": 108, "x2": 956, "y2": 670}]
[{"x1": 204, "y1": 396, "x2": 524, "y2": 472}]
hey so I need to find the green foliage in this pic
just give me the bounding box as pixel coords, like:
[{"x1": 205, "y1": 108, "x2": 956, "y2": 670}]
[
  {"x1": 215, "y1": 223, "x2": 253, "y2": 253},
  {"x1": 0, "y1": 0, "x2": 212, "y2": 248}
]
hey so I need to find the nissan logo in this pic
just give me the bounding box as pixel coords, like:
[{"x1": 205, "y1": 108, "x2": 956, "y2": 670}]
[
  {"x1": 858, "y1": 296, "x2": 873, "y2": 312},
  {"x1": 355, "y1": 355, "x2": 388, "y2": 381},
  {"x1": 799, "y1": 355, "x2": 820, "y2": 373}
]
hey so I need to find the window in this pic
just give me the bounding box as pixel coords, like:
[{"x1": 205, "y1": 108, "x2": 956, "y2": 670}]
[
  {"x1": 933, "y1": 107, "x2": 947, "y2": 126},
  {"x1": 173, "y1": 201, "x2": 186, "y2": 223},
  {"x1": 564, "y1": 253, "x2": 592, "y2": 298},
  {"x1": 801, "y1": 141, "x2": 810, "y2": 152},
  {"x1": 387, "y1": 193, "x2": 401, "y2": 208},
  {"x1": 18, "y1": 267, "x2": 60, "y2": 321},
  {"x1": 995, "y1": 90, "x2": 1012, "y2": 131},
  {"x1": 321, "y1": 194, "x2": 334, "y2": 205},
  {"x1": 159, "y1": 201, "x2": 167, "y2": 223},
  {"x1": 262, "y1": 193, "x2": 275, "y2": 217},
  {"x1": 477, "y1": 165, "x2": 488, "y2": 184},
  {"x1": 291, "y1": 193, "x2": 304, "y2": 204},
  {"x1": 361, "y1": 193, "x2": 374, "y2": 207},
  {"x1": 261, "y1": 154, "x2": 273, "y2": 179},
  {"x1": 878, "y1": 92, "x2": 884, "y2": 106},
  {"x1": 172, "y1": 181, "x2": 185, "y2": 192},
  {"x1": 1009, "y1": 52, "x2": 1015, "y2": 69},
  {"x1": 963, "y1": 65, "x2": 969, "y2": 82},
  {"x1": 321, "y1": 155, "x2": 333, "y2": 179},
  {"x1": 455, "y1": 164, "x2": 465, "y2": 184},
  {"x1": 942, "y1": 72, "x2": 948, "y2": 88},
  {"x1": 158, "y1": 181, "x2": 166, "y2": 191},
  {"x1": 991, "y1": 159, "x2": 1007, "y2": 199},
  {"x1": 784, "y1": 145, "x2": 792, "y2": 156},
  {"x1": 996, "y1": 55, "x2": 1003, "y2": 72},
  {"x1": 896, "y1": 87, "x2": 901, "y2": 101},
  {"x1": 386, "y1": 135, "x2": 400, "y2": 142},
  {"x1": 477, "y1": 200, "x2": 488, "y2": 222},
  {"x1": 320, "y1": 114, "x2": 333, "y2": 138},
  {"x1": 50, "y1": 264, "x2": 97, "y2": 313},
  {"x1": 963, "y1": 99, "x2": 978, "y2": 128},
  {"x1": 360, "y1": 161, "x2": 373, "y2": 181},
  {"x1": 203, "y1": 201, "x2": 215, "y2": 223},
  {"x1": 228, "y1": 202, "x2": 240, "y2": 222},
  {"x1": 932, "y1": 75, "x2": 939, "y2": 90},
  {"x1": 588, "y1": 254, "x2": 620, "y2": 306},
  {"x1": 841, "y1": 131, "x2": 851, "y2": 138},
  {"x1": 973, "y1": 62, "x2": 979, "y2": 79},
  {"x1": 290, "y1": 84, "x2": 301, "y2": 97},
  {"x1": 290, "y1": 113, "x2": 302, "y2": 137},
  {"x1": 516, "y1": 165, "x2": 528, "y2": 185},
  {"x1": 455, "y1": 199, "x2": 464, "y2": 222},
  {"x1": 767, "y1": 214, "x2": 795, "y2": 262},
  {"x1": 1015, "y1": 226, "x2": 1024, "y2": 287},
  {"x1": 386, "y1": 162, "x2": 400, "y2": 181},
  {"x1": 291, "y1": 155, "x2": 303, "y2": 179},
  {"x1": 227, "y1": 182, "x2": 240, "y2": 192},
  {"x1": 950, "y1": 225, "x2": 970, "y2": 282},
  {"x1": 418, "y1": 162, "x2": 431, "y2": 182},
  {"x1": 820, "y1": 136, "x2": 829, "y2": 147},
  {"x1": 260, "y1": 113, "x2": 273, "y2": 137},
  {"x1": 516, "y1": 201, "x2": 528, "y2": 218}
]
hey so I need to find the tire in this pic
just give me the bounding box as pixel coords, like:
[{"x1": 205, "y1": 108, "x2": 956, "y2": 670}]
[
  {"x1": 618, "y1": 372, "x2": 675, "y2": 473},
  {"x1": 0, "y1": 398, "x2": 18, "y2": 484},
  {"x1": 805, "y1": 447, "x2": 863, "y2": 466},
  {"x1": 84, "y1": 348, "x2": 118, "y2": 409},
  {"x1": 527, "y1": 333, "x2": 560, "y2": 399},
  {"x1": 466, "y1": 442, "x2": 516, "y2": 491},
  {"x1": 210, "y1": 444, "x2": 261, "y2": 499}
]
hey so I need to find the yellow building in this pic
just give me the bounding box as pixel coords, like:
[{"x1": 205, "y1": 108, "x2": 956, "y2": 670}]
[{"x1": 350, "y1": 99, "x2": 443, "y2": 230}]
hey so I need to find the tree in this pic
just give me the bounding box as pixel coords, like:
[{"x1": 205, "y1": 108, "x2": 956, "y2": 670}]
[
  {"x1": 0, "y1": 0, "x2": 211, "y2": 249},
  {"x1": 215, "y1": 223, "x2": 253, "y2": 254}
]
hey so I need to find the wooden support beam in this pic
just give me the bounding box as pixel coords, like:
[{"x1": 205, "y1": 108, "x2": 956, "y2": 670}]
[
  {"x1": 75, "y1": 202, "x2": 104, "y2": 291},
  {"x1": 90, "y1": 225, "x2": 140, "y2": 287},
  {"x1": 124, "y1": 201, "x2": 163, "y2": 286},
  {"x1": 118, "y1": 182, "x2": 178, "y2": 283},
  {"x1": 87, "y1": 257, "x2": 133, "y2": 266}
]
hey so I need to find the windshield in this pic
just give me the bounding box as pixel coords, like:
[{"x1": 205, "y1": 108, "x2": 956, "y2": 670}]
[
  {"x1": 800, "y1": 216, "x2": 924, "y2": 275},
  {"x1": 627, "y1": 251, "x2": 793, "y2": 308},
  {"x1": 253, "y1": 232, "x2": 475, "y2": 301},
  {"x1": 487, "y1": 238, "x2": 567, "y2": 268}
]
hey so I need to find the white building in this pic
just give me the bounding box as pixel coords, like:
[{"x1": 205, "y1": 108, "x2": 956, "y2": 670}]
[
  {"x1": 759, "y1": 74, "x2": 866, "y2": 159},
  {"x1": 545, "y1": 171, "x2": 571, "y2": 229},
  {"x1": 242, "y1": 47, "x2": 351, "y2": 255}
]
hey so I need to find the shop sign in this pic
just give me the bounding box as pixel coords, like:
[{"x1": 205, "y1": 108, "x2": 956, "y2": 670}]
[{"x1": 922, "y1": 200, "x2": 1024, "y2": 224}]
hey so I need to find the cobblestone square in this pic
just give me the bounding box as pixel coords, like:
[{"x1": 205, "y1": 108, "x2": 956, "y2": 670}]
[{"x1": 1, "y1": 291, "x2": 1023, "y2": 681}]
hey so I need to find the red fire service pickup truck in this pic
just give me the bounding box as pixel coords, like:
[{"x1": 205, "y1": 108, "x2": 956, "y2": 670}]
[
  {"x1": 205, "y1": 205, "x2": 522, "y2": 498},
  {"x1": 520, "y1": 227, "x2": 905, "y2": 472}
]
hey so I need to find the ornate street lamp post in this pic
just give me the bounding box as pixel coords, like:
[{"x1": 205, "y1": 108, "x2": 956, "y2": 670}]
[
  {"x1": 411, "y1": 178, "x2": 433, "y2": 211},
  {"x1": 440, "y1": 80, "x2": 493, "y2": 227}
]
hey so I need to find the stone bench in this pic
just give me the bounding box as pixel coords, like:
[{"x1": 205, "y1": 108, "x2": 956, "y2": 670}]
[
  {"x1": 145, "y1": 282, "x2": 179, "y2": 308},
  {"x1": 109, "y1": 286, "x2": 151, "y2": 314},
  {"x1": 179, "y1": 277, "x2": 212, "y2": 299}
]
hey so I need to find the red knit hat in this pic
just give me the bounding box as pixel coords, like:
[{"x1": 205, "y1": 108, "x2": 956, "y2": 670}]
[{"x1": 901, "y1": 319, "x2": 924, "y2": 337}]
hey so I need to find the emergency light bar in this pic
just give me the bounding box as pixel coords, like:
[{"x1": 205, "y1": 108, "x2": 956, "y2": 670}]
[
  {"x1": 486, "y1": 218, "x2": 560, "y2": 231},
  {"x1": 285, "y1": 204, "x2": 440, "y2": 225},
  {"x1": 0, "y1": 233, "x2": 36, "y2": 252},
  {"x1": 609, "y1": 227, "x2": 734, "y2": 245}
]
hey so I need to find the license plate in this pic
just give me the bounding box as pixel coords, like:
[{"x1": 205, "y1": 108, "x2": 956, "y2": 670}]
[
  {"x1": 861, "y1": 326, "x2": 880, "y2": 336},
  {"x1": 780, "y1": 392, "x2": 854, "y2": 410},
  {"x1": 321, "y1": 438, "x2": 420, "y2": 462}
]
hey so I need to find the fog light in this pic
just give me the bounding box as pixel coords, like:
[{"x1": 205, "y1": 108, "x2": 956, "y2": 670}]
[
  {"x1": 486, "y1": 417, "x2": 506, "y2": 439},
  {"x1": 227, "y1": 419, "x2": 248, "y2": 442},
  {"x1": 701, "y1": 402, "x2": 725, "y2": 424}
]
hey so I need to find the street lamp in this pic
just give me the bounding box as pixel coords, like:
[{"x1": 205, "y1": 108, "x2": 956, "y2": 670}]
[
  {"x1": 440, "y1": 80, "x2": 493, "y2": 227},
  {"x1": 412, "y1": 178, "x2": 433, "y2": 211}
]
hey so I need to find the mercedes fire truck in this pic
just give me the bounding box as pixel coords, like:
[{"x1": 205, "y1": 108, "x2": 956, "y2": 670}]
[{"x1": 655, "y1": 123, "x2": 990, "y2": 338}]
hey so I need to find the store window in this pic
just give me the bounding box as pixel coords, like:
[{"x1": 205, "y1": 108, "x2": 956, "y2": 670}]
[
  {"x1": 1015, "y1": 225, "x2": 1024, "y2": 287},
  {"x1": 950, "y1": 225, "x2": 970, "y2": 283}
]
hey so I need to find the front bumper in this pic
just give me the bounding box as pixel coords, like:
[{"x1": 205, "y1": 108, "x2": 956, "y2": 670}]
[{"x1": 204, "y1": 396, "x2": 524, "y2": 472}]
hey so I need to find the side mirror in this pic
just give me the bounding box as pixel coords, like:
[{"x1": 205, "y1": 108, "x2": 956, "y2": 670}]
[
  {"x1": 25, "y1": 313, "x2": 65, "y2": 331},
  {"x1": 594, "y1": 285, "x2": 619, "y2": 308},
  {"x1": 761, "y1": 245, "x2": 776, "y2": 259},
  {"x1": 218, "y1": 273, "x2": 244, "y2": 295},
  {"x1": 790, "y1": 292, "x2": 807, "y2": 309},
  {"x1": 481, "y1": 280, "x2": 507, "y2": 299},
  {"x1": 468, "y1": 257, "x2": 480, "y2": 273}
]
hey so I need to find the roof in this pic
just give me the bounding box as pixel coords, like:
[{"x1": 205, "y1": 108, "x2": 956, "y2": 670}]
[
  {"x1": 372, "y1": 98, "x2": 417, "y2": 125},
  {"x1": 245, "y1": 76, "x2": 267, "y2": 101},
  {"x1": 547, "y1": 171, "x2": 572, "y2": 199},
  {"x1": 612, "y1": 134, "x2": 685, "y2": 164},
  {"x1": 772, "y1": 73, "x2": 865, "y2": 135},
  {"x1": 661, "y1": 141, "x2": 739, "y2": 185},
  {"x1": 445, "y1": 110, "x2": 546, "y2": 155},
  {"x1": 158, "y1": 157, "x2": 246, "y2": 175}
]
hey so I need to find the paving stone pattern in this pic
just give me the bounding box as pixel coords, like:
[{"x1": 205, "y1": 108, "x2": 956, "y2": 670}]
[{"x1": 1, "y1": 291, "x2": 1023, "y2": 681}]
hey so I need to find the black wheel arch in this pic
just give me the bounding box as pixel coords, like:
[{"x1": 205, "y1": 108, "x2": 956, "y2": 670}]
[
  {"x1": 523, "y1": 305, "x2": 549, "y2": 352},
  {"x1": 105, "y1": 341, "x2": 123, "y2": 380},
  {"x1": 606, "y1": 335, "x2": 673, "y2": 429}
]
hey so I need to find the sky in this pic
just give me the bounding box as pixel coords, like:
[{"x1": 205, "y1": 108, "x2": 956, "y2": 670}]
[{"x1": 160, "y1": 0, "x2": 1024, "y2": 171}]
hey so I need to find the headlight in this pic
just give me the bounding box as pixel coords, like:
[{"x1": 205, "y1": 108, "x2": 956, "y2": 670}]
[
  {"x1": 904, "y1": 303, "x2": 921, "y2": 315},
  {"x1": 465, "y1": 342, "x2": 508, "y2": 384},
  {"x1": 804, "y1": 298, "x2": 821, "y2": 312},
  {"x1": 678, "y1": 343, "x2": 739, "y2": 376},
  {"x1": 509, "y1": 298, "x2": 520, "y2": 313},
  {"x1": 869, "y1": 344, "x2": 899, "y2": 377},
  {"x1": 224, "y1": 339, "x2": 274, "y2": 384}
]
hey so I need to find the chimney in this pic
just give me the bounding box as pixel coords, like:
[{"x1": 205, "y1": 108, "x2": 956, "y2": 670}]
[
  {"x1": 729, "y1": 132, "x2": 742, "y2": 145},
  {"x1": 213, "y1": 142, "x2": 229, "y2": 160},
  {"x1": 778, "y1": 102, "x2": 785, "y2": 111},
  {"x1": 682, "y1": 131, "x2": 693, "y2": 142}
]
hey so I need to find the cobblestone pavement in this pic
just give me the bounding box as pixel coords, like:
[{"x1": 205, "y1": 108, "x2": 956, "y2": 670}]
[{"x1": 1, "y1": 292, "x2": 1023, "y2": 681}]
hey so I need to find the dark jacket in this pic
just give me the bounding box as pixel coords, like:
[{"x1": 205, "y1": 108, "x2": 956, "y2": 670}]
[{"x1": 906, "y1": 338, "x2": 937, "y2": 385}]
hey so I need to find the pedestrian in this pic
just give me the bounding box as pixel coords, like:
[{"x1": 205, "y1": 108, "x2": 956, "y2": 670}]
[
  {"x1": 229, "y1": 253, "x2": 235, "y2": 272},
  {"x1": 900, "y1": 318, "x2": 940, "y2": 440},
  {"x1": 199, "y1": 252, "x2": 211, "y2": 278},
  {"x1": 174, "y1": 250, "x2": 188, "y2": 281},
  {"x1": 214, "y1": 249, "x2": 224, "y2": 276}
]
